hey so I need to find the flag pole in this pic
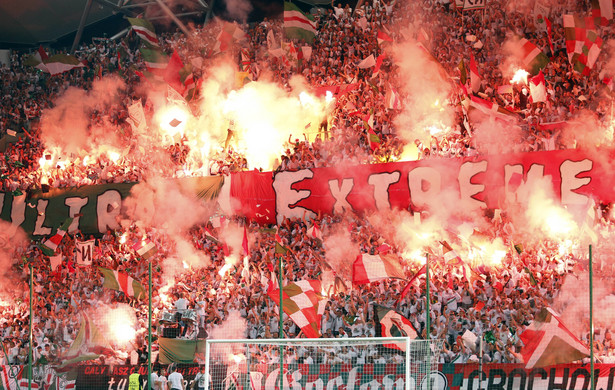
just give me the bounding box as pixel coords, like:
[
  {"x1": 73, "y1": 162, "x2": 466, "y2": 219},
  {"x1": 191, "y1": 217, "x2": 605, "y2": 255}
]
[
  {"x1": 425, "y1": 253, "x2": 431, "y2": 390},
  {"x1": 425, "y1": 253, "x2": 430, "y2": 339},
  {"x1": 28, "y1": 262, "x2": 33, "y2": 390},
  {"x1": 278, "y1": 253, "x2": 284, "y2": 390},
  {"x1": 148, "y1": 259, "x2": 153, "y2": 390},
  {"x1": 589, "y1": 244, "x2": 594, "y2": 390}
]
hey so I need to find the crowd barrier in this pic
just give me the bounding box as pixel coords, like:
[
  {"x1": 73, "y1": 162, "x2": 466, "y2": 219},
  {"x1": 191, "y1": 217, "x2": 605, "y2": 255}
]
[{"x1": 5, "y1": 363, "x2": 615, "y2": 390}]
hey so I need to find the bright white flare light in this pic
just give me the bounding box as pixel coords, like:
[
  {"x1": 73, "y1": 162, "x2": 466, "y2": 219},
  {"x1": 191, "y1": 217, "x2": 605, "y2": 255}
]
[{"x1": 511, "y1": 69, "x2": 529, "y2": 84}]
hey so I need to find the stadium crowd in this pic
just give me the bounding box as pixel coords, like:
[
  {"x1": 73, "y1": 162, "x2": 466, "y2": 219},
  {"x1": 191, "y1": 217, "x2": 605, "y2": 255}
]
[{"x1": 1, "y1": 0, "x2": 615, "y2": 371}]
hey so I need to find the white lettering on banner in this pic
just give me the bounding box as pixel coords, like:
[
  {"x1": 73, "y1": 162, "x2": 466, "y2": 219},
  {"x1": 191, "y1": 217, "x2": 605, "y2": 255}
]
[
  {"x1": 10, "y1": 194, "x2": 26, "y2": 229},
  {"x1": 504, "y1": 164, "x2": 523, "y2": 204},
  {"x1": 328, "y1": 178, "x2": 354, "y2": 213},
  {"x1": 560, "y1": 159, "x2": 592, "y2": 205},
  {"x1": 65, "y1": 197, "x2": 88, "y2": 232},
  {"x1": 382, "y1": 375, "x2": 404, "y2": 389},
  {"x1": 32, "y1": 199, "x2": 51, "y2": 236},
  {"x1": 408, "y1": 167, "x2": 441, "y2": 209},
  {"x1": 96, "y1": 190, "x2": 122, "y2": 233},
  {"x1": 458, "y1": 161, "x2": 488, "y2": 209},
  {"x1": 368, "y1": 172, "x2": 401, "y2": 210},
  {"x1": 504, "y1": 163, "x2": 546, "y2": 204},
  {"x1": 306, "y1": 378, "x2": 324, "y2": 390},
  {"x1": 327, "y1": 375, "x2": 343, "y2": 389},
  {"x1": 273, "y1": 170, "x2": 316, "y2": 224}
]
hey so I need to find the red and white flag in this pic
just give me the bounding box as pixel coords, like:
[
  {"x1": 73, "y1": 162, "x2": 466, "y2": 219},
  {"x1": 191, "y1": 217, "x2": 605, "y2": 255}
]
[
  {"x1": 519, "y1": 307, "x2": 589, "y2": 368},
  {"x1": 267, "y1": 280, "x2": 327, "y2": 338},
  {"x1": 529, "y1": 71, "x2": 547, "y2": 103},
  {"x1": 377, "y1": 29, "x2": 393, "y2": 46},
  {"x1": 353, "y1": 253, "x2": 405, "y2": 284},
  {"x1": 306, "y1": 222, "x2": 323, "y2": 241}
]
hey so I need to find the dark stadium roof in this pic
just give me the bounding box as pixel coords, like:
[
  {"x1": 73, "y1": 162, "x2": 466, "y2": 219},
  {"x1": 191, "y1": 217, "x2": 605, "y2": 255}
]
[{"x1": 0, "y1": 0, "x2": 116, "y2": 47}]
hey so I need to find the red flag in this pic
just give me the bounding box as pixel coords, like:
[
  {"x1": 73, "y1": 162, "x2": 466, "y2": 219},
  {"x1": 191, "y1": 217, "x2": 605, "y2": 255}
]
[
  {"x1": 164, "y1": 50, "x2": 184, "y2": 93},
  {"x1": 377, "y1": 29, "x2": 393, "y2": 46},
  {"x1": 38, "y1": 45, "x2": 49, "y2": 61},
  {"x1": 372, "y1": 54, "x2": 385, "y2": 77}
]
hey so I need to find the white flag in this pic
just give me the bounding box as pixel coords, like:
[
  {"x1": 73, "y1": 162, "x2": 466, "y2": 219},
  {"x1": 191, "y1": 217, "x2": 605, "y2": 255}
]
[
  {"x1": 357, "y1": 54, "x2": 376, "y2": 69},
  {"x1": 75, "y1": 239, "x2": 95, "y2": 266},
  {"x1": 127, "y1": 100, "x2": 146, "y2": 133},
  {"x1": 49, "y1": 255, "x2": 63, "y2": 271}
]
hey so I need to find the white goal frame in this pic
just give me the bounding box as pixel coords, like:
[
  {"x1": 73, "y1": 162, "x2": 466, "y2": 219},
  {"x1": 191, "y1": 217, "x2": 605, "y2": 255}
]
[{"x1": 204, "y1": 337, "x2": 442, "y2": 390}]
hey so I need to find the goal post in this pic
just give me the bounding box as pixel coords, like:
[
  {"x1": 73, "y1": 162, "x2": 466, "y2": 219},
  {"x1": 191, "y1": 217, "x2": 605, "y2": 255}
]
[{"x1": 204, "y1": 337, "x2": 443, "y2": 390}]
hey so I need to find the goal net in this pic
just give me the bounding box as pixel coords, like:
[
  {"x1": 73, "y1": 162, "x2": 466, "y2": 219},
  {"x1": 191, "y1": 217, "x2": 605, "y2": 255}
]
[{"x1": 204, "y1": 337, "x2": 443, "y2": 390}]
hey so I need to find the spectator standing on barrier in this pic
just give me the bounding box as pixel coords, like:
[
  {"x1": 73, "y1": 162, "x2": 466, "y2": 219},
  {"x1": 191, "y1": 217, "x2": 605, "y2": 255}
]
[
  {"x1": 192, "y1": 366, "x2": 206, "y2": 390},
  {"x1": 168, "y1": 365, "x2": 184, "y2": 390}
]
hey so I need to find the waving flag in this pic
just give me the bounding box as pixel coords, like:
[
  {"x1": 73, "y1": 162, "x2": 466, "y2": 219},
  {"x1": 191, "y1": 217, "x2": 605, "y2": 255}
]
[
  {"x1": 133, "y1": 239, "x2": 157, "y2": 260},
  {"x1": 139, "y1": 47, "x2": 168, "y2": 75},
  {"x1": 385, "y1": 84, "x2": 401, "y2": 109},
  {"x1": 213, "y1": 20, "x2": 247, "y2": 54},
  {"x1": 267, "y1": 280, "x2": 327, "y2": 338},
  {"x1": 127, "y1": 100, "x2": 147, "y2": 133},
  {"x1": 39, "y1": 218, "x2": 73, "y2": 256},
  {"x1": 517, "y1": 38, "x2": 549, "y2": 75},
  {"x1": 60, "y1": 312, "x2": 113, "y2": 368},
  {"x1": 563, "y1": 15, "x2": 603, "y2": 76},
  {"x1": 306, "y1": 222, "x2": 322, "y2": 241},
  {"x1": 97, "y1": 267, "x2": 145, "y2": 299},
  {"x1": 284, "y1": 2, "x2": 317, "y2": 43},
  {"x1": 529, "y1": 71, "x2": 547, "y2": 103},
  {"x1": 26, "y1": 54, "x2": 85, "y2": 76},
  {"x1": 519, "y1": 308, "x2": 589, "y2": 368},
  {"x1": 358, "y1": 54, "x2": 376, "y2": 69},
  {"x1": 374, "y1": 305, "x2": 418, "y2": 350},
  {"x1": 469, "y1": 95, "x2": 519, "y2": 122},
  {"x1": 441, "y1": 241, "x2": 463, "y2": 266},
  {"x1": 127, "y1": 17, "x2": 159, "y2": 46},
  {"x1": 1, "y1": 366, "x2": 22, "y2": 390},
  {"x1": 591, "y1": 0, "x2": 613, "y2": 26},
  {"x1": 377, "y1": 30, "x2": 393, "y2": 46},
  {"x1": 353, "y1": 253, "x2": 405, "y2": 284}
]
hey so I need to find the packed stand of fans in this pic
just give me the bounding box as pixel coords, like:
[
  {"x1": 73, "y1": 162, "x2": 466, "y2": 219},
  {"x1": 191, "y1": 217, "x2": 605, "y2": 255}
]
[{"x1": 0, "y1": 0, "x2": 614, "y2": 368}]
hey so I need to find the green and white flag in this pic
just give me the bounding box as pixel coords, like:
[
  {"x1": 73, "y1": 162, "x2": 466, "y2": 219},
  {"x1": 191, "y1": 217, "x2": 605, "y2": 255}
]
[
  {"x1": 25, "y1": 54, "x2": 84, "y2": 76},
  {"x1": 284, "y1": 2, "x2": 317, "y2": 43},
  {"x1": 139, "y1": 47, "x2": 168, "y2": 74},
  {"x1": 127, "y1": 17, "x2": 160, "y2": 47},
  {"x1": 97, "y1": 267, "x2": 145, "y2": 299}
]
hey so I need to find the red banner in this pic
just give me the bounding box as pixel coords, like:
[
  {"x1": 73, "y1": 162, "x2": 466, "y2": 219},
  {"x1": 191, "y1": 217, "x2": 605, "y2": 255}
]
[{"x1": 228, "y1": 148, "x2": 612, "y2": 224}]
